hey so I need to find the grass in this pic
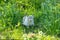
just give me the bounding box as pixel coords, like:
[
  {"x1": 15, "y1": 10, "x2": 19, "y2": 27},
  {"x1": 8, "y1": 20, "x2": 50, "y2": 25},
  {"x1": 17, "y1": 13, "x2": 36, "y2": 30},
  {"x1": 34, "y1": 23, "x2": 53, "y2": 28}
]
[{"x1": 0, "y1": 0, "x2": 60, "y2": 40}]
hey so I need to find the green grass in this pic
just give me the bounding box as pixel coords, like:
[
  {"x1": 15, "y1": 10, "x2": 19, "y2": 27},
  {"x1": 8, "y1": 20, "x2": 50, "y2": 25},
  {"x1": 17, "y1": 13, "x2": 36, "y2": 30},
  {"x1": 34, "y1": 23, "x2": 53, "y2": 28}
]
[{"x1": 0, "y1": 0, "x2": 60, "y2": 40}]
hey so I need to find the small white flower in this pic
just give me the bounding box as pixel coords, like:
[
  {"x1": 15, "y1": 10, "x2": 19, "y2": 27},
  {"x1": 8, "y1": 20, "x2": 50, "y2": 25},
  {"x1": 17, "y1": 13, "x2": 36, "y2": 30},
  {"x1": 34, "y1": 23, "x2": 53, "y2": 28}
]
[{"x1": 38, "y1": 31, "x2": 44, "y2": 35}]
